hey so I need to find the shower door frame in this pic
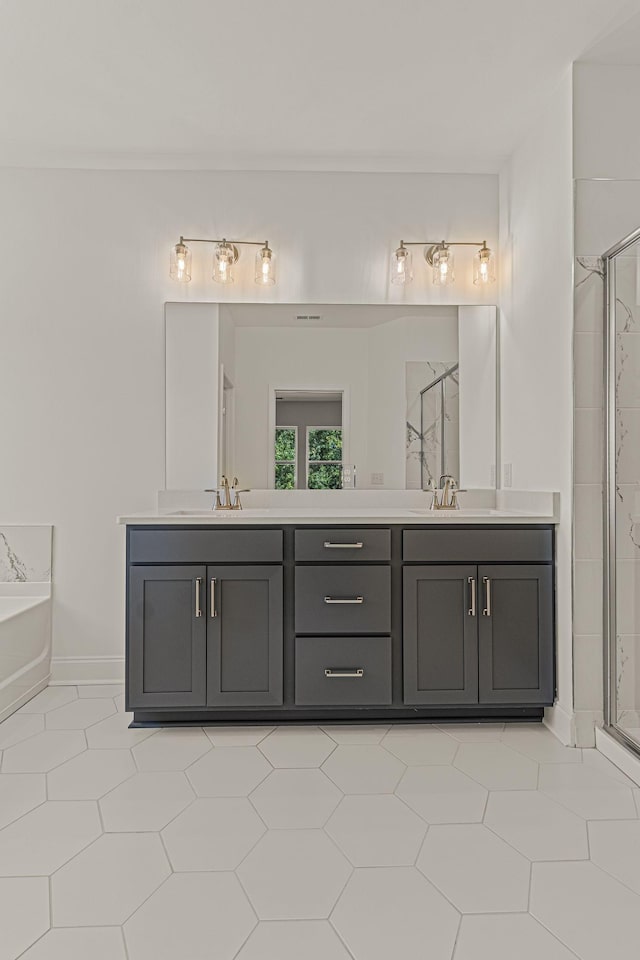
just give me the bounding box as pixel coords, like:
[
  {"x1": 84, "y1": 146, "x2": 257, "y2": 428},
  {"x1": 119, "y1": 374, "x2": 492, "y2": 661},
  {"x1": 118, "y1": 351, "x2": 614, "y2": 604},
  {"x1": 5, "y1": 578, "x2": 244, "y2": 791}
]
[{"x1": 603, "y1": 224, "x2": 640, "y2": 757}]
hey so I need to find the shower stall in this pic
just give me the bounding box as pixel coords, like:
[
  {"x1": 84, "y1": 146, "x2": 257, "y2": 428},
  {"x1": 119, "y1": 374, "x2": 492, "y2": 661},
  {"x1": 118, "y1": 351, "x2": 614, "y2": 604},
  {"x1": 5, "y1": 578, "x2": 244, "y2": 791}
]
[
  {"x1": 604, "y1": 225, "x2": 640, "y2": 756},
  {"x1": 419, "y1": 363, "x2": 460, "y2": 488}
]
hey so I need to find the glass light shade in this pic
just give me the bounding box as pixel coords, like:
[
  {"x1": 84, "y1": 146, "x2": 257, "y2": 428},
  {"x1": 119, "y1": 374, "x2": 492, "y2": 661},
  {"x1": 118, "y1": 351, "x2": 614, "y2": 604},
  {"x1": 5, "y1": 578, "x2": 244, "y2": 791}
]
[
  {"x1": 255, "y1": 246, "x2": 276, "y2": 285},
  {"x1": 391, "y1": 245, "x2": 413, "y2": 285},
  {"x1": 170, "y1": 241, "x2": 191, "y2": 282},
  {"x1": 473, "y1": 245, "x2": 495, "y2": 284},
  {"x1": 213, "y1": 242, "x2": 236, "y2": 284},
  {"x1": 431, "y1": 245, "x2": 455, "y2": 286}
]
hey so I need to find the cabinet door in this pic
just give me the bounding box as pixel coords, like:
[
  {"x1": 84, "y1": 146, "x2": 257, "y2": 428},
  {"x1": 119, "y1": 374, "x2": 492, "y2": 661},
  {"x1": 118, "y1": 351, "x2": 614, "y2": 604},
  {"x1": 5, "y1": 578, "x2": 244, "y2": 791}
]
[
  {"x1": 207, "y1": 566, "x2": 283, "y2": 706},
  {"x1": 478, "y1": 565, "x2": 554, "y2": 704},
  {"x1": 128, "y1": 565, "x2": 207, "y2": 708},
  {"x1": 403, "y1": 566, "x2": 479, "y2": 705}
]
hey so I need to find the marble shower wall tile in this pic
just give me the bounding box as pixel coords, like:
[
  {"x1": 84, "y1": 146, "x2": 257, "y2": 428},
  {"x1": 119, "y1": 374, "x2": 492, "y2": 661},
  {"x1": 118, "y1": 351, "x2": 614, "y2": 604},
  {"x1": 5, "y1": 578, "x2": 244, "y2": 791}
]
[
  {"x1": 405, "y1": 361, "x2": 458, "y2": 489},
  {"x1": 0, "y1": 526, "x2": 52, "y2": 582}
]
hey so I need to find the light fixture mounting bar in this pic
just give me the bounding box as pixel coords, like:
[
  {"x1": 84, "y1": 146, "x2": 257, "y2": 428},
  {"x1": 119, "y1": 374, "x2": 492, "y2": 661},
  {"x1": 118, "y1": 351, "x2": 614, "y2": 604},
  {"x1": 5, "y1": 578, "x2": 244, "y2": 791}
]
[
  {"x1": 179, "y1": 236, "x2": 270, "y2": 247},
  {"x1": 399, "y1": 240, "x2": 488, "y2": 247}
]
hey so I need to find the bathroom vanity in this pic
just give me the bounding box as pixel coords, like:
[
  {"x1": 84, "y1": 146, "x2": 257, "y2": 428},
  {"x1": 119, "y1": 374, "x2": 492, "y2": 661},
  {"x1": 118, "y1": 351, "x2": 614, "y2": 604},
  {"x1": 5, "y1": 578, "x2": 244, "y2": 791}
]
[{"x1": 121, "y1": 509, "x2": 556, "y2": 725}]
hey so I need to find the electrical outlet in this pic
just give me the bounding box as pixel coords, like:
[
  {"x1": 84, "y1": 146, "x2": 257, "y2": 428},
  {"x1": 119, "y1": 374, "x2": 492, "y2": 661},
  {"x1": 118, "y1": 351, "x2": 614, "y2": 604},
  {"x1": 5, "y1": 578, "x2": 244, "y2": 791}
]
[
  {"x1": 503, "y1": 463, "x2": 513, "y2": 488},
  {"x1": 371, "y1": 472, "x2": 384, "y2": 486}
]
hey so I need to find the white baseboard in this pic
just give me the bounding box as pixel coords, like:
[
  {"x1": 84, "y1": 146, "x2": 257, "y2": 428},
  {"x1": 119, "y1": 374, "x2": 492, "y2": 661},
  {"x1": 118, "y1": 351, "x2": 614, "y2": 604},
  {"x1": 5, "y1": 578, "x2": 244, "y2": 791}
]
[
  {"x1": 50, "y1": 656, "x2": 125, "y2": 685},
  {"x1": 596, "y1": 727, "x2": 640, "y2": 788},
  {"x1": 543, "y1": 703, "x2": 576, "y2": 746}
]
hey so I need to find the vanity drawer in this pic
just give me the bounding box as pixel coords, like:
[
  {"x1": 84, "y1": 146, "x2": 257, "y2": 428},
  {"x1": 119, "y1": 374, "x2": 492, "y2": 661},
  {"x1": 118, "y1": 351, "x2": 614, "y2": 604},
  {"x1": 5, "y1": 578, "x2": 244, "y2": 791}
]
[
  {"x1": 295, "y1": 636, "x2": 392, "y2": 705},
  {"x1": 295, "y1": 566, "x2": 391, "y2": 634},
  {"x1": 403, "y1": 528, "x2": 553, "y2": 563},
  {"x1": 295, "y1": 528, "x2": 390, "y2": 562},
  {"x1": 129, "y1": 528, "x2": 283, "y2": 564}
]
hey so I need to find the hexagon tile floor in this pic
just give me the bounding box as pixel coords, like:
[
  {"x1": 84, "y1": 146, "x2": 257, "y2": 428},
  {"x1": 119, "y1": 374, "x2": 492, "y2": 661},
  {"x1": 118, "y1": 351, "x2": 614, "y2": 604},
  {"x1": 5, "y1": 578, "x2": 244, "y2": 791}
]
[{"x1": 1, "y1": 688, "x2": 640, "y2": 960}]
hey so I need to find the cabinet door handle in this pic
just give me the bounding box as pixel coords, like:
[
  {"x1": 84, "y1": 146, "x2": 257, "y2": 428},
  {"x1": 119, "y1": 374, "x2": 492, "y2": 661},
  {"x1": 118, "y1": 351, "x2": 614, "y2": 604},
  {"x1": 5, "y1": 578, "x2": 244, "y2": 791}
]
[
  {"x1": 210, "y1": 578, "x2": 218, "y2": 618},
  {"x1": 324, "y1": 668, "x2": 364, "y2": 678},
  {"x1": 468, "y1": 577, "x2": 476, "y2": 617},
  {"x1": 195, "y1": 578, "x2": 203, "y2": 618},
  {"x1": 323, "y1": 541, "x2": 364, "y2": 549},
  {"x1": 323, "y1": 596, "x2": 364, "y2": 604},
  {"x1": 483, "y1": 577, "x2": 492, "y2": 617}
]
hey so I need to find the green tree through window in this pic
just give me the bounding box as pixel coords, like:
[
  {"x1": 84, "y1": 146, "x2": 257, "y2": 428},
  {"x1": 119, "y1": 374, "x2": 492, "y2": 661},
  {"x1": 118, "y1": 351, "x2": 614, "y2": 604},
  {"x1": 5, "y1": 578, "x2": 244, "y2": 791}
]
[{"x1": 307, "y1": 428, "x2": 342, "y2": 489}]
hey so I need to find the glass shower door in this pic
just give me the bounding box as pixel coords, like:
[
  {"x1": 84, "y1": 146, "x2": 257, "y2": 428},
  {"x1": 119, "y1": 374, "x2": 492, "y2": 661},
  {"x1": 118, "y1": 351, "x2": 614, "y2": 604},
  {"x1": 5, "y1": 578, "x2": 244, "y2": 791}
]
[{"x1": 606, "y1": 228, "x2": 640, "y2": 751}]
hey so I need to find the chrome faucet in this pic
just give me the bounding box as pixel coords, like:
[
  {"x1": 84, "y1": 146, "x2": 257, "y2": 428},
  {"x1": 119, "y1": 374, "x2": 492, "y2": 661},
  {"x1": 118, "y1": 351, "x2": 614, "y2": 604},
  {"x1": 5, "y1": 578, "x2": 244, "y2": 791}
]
[{"x1": 428, "y1": 475, "x2": 465, "y2": 510}]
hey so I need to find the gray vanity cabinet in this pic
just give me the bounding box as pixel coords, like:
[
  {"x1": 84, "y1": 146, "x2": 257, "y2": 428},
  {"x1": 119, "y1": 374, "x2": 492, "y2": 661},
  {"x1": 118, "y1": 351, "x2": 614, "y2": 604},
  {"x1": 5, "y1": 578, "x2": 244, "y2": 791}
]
[
  {"x1": 477, "y1": 565, "x2": 553, "y2": 704},
  {"x1": 128, "y1": 565, "x2": 207, "y2": 708},
  {"x1": 207, "y1": 566, "x2": 283, "y2": 706},
  {"x1": 403, "y1": 566, "x2": 479, "y2": 705}
]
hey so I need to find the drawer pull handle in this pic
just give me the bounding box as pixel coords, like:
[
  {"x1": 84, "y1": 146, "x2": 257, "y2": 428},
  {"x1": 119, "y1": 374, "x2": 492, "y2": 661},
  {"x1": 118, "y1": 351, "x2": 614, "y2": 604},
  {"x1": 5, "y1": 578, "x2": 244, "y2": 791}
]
[
  {"x1": 323, "y1": 596, "x2": 365, "y2": 604},
  {"x1": 195, "y1": 578, "x2": 203, "y2": 618},
  {"x1": 468, "y1": 577, "x2": 476, "y2": 617},
  {"x1": 325, "y1": 668, "x2": 364, "y2": 679},
  {"x1": 483, "y1": 577, "x2": 492, "y2": 617},
  {"x1": 210, "y1": 578, "x2": 217, "y2": 618},
  {"x1": 323, "y1": 541, "x2": 364, "y2": 549}
]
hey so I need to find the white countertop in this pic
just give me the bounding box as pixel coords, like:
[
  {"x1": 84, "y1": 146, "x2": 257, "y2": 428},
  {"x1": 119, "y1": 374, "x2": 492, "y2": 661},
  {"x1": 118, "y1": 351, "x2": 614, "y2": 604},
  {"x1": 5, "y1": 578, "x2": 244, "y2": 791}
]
[
  {"x1": 118, "y1": 489, "x2": 559, "y2": 526},
  {"x1": 118, "y1": 506, "x2": 557, "y2": 526}
]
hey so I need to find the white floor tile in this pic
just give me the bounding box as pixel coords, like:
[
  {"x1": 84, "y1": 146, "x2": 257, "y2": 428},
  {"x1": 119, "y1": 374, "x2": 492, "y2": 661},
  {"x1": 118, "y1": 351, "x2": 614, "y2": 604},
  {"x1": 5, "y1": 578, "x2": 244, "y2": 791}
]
[
  {"x1": 320, "y1": 724, "x2": 390, "y2": 744},
  {"x1": 85, "y1": 712, "x2": 156, "y2": 749},
  {"x1": 250, "y1": 768, "x2": 341, "y2": 828},
  {"x1": 237, "y1": 829, "x2": 351, "y2": 919},
  {"x1": 454, "y1": 741, "x2": 539, "y2": 790},
  {"x1": 47, "y1": 748, "x2": 135, "y2": 800},
  {"x1": 501, "y1": 723, "x2": 582, "y2": 763},
  {"x1": 484, "y1": 790, "x2": 589, "y2": 861},
  {"x1": 259, "y1": 726, "x2": 336, "y2": 768},
  {"x1": 0, "y1": 713, "x2": 44, "y2": 750},
  {"x1": 381, "y1": 726, "x2": 458, "y2": 765},
  {"x1": 19, "y1": 926, "x2": 127, "y2": 960},
  {"x1": 114, "y1": 693, "x2": 126, "y2": 712},
  {"x1": 187, "y1": 746, "x2": 272, "y2": 797},
  {"x1": 331, "y1": 867, "x2": 459, "y2": 960},
  {"x1": 77, "y1": 684, "x2": 125, "y2": 699},
  {"x1": 417, "y1": 824, "x2": 530, "y2": 913},
  {"x1": 99, "y1": 771, "x2": 194, "y2": 831},
  {"x1": 322, "y1": 745, "x2": 405, "y2": 794},
  {"x1": 0, "y1": 773, "x2": 46, "y2": 830},
  {"x1": 589, "y1": 819, "x2": 640, "y2": 895},
  {"x1": 204, "y1": 725, "x2": 275, "y2": 746},
  {"x1": 539, "y1": 762, "x2": 637, "y2": 819},
  {"x1": 531, "y1": 861, "x2": 640, "y2": 960},
  {"x1": 52, "y1": 833, "x2": 170, "y2": 926},
  {"x1": 162, "y1": 797, "x2": 265, "y2": 871},
  {"x1": 582, "y1": 746, "x2": 640, "y2": 786},
  {"x1": 396, "y1": 764, "x2": 487, "y2": 823},
  {"x1": 454, "y1": 913, "x2": 577, "y2": 960},
  {"x1": 0, "y1": 877, "x2": 49, "y2": 960},
  {"x1": 132, "y1": 727, "x2": 211, "y2": 770},
  {"x1": 437, "y1": 722, "x2": 505, "y2": 741},
  {"x1": 1, "y1": 730, "x2": 86, "y2": 773},
  {"x1": 19, "y1": 686, "x2": 77, "y2": 714},
  {"x1": 0, "y1": 800, "x2": 101, "y2": 875},
  {"x1": 326, "y1": 794, "x2": 426, "y2": 866},
  {"x1": 46, "y1": 698, "x2": 116, "y2": 730},
  {"x1": 236, "y1": 920, "x2": 352, "y2": 960},
  {"x1": 124, "y1": 873, "x2": 256, "y2": 960}
]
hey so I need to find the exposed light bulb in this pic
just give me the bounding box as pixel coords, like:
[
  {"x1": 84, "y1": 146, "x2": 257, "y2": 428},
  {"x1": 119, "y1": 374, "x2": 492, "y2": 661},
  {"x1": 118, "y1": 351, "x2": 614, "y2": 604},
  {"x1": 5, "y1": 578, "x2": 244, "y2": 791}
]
[
  {"x1": 431, "y1": 244, "x2": 454, "y2": 286},
  {"x1": 169, "y1": 240, "x2": 191, "y2": 282},
  {"x1": 255, "y1": 244, "x2": 276, "y2": 285},
  {"x1": 391, "y1": 244, "x2": 412, "y2": 285},
  {"x1": 213, "y1": 242, "x2": 236, "y2": 284},
  {"x1": 473, "y1": 244, "x2": 495, "y2": 285}
]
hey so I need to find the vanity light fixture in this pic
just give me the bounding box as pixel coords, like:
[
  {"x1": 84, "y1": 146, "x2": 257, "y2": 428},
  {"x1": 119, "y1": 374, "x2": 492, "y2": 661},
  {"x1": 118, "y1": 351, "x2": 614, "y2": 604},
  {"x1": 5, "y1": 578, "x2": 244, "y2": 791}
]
[
  {"x1": 391, "y1": 239, "x2": 495, "y2": 287},
  {"x1": 169, "y1": 236, "x2": 277, "y2": 286}
]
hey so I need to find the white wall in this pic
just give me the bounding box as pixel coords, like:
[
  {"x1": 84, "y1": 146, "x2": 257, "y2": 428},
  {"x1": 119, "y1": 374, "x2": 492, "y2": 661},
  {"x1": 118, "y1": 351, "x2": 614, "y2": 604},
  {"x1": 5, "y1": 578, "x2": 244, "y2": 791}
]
[
  {"x1": 233, "y1": 325, "x2": 370, "y2": 489},
  {"x1": 165, "y1": 302, "x2": 219, "y2": 489},
  {"x1": 500, "y1": 70, "x2": 575, "y2": 740},
  {"x1": 0, "y1": 167, "x2": 498, "y2": 680}
]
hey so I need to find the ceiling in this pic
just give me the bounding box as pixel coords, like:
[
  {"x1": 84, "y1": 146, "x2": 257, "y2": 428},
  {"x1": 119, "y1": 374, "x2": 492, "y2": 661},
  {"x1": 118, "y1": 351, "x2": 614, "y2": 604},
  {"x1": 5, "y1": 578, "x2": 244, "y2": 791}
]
[{"x1": 1, "y1": 0, "x2": 639, "y2": 172}]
